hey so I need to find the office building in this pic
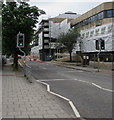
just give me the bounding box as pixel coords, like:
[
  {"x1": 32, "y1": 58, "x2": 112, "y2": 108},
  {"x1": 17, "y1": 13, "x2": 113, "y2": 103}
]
[{"x1": 71, "y1": 2, "x2": 114, "y2": 61}]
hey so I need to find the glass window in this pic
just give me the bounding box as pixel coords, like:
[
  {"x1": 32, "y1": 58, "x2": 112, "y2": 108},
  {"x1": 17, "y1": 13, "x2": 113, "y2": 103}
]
[
  {"x1": 98, "y1": 12, "x2": 104, "y2": 20},
  {"x1": 101, "y1": 27, "x2": 106, "y2": 34},
  {"x1": 86, "y1": 18, "x2": 90, "y2": 24},
  {"x1": 112, "y1": 10, "x2": 114, "y2": 17},
  {"x1": 82, "y1": 20, "x2": 84, "y2": 26},
  {"x1": 94, "y1": 14, "x2": 98, "y2": 21},
  {"x1": 86, "y1": 32, "x2": 89, "y2": 38},
  {"x1": 88, "y1": 17, "x2": 91, "y2": 23},
  {"x1": 81, "y1": 33, "x2": 85, "y2": 39},
  {"x1": 108, "y1": 25, "x2": 113, "y2": 33},
  {"x1": 105, "y1": 10, "x2": 114, "y2": 17},
  {"x1": 90, "y1": 31, "x2": 94, "y2": 37},
  {"x1": 107, "y1": 10, "x2": 112, "y2": 17},
  {"x1": 84, "y1": 19, "x2": 87, "y2": 25},
  {"x1": 95, "y1": 29, "x2": 99, "y2": 36},
  {"x1": 92, "y1": 15, "x2": 96, "y2": 22}
]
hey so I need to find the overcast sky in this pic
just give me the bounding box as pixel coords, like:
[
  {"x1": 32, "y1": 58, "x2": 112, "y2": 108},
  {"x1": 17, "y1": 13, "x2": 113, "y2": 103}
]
[{"x1": 29, "y1": 0, "x2": 112, "y2": 19}]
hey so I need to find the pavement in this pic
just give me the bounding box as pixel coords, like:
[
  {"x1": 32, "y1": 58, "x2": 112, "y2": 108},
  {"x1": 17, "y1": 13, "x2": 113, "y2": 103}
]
[
  {"x1": 2, "y1": 62, "x2": 76, "y2": 119},
  {"x1": 51, "y1": 61, "x2": 112, "y2": 76}
]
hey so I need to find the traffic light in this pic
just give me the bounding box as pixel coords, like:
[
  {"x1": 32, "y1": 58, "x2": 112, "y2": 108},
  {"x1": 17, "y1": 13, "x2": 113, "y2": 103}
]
[
  {"x1": 17, "y1": 33, "x2": 24, "y2": 48},
  {"x1": 101, "y1": 40, "x2": 105, "y2": 50},
  {"x1": 95, "y1": 39, "x2": 105, "y2": 50},
  {"x1": 96, "y1": 40, "x2": 99, "y2": 50}
]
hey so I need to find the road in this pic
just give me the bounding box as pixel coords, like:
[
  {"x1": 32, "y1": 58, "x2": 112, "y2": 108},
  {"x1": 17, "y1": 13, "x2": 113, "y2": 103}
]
[{"x1": 27, "y1": 61, "x2": 112, "y2": 118}]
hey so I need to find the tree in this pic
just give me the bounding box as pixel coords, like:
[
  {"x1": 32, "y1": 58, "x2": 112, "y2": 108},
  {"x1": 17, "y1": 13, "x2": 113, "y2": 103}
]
[
  {"x1": 2, "y1": 2, "x2": 45, "y2": 69},
  {"x1": 58, "y1": 27, "x2": 80, "y2": 62}
]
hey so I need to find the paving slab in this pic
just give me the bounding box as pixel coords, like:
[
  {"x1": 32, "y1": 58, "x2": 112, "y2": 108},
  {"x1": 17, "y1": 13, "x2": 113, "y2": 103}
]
[{"x1": 2, "y1": 63, "x2": 76, "y2": 118}]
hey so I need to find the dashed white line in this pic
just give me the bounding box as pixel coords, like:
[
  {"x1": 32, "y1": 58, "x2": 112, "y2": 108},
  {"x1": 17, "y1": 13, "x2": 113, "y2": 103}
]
[
  {"x1": 39, "y1": 78, "x2": 113, "y2": 92},
  {"x1": 92, "y1": 83, "x2": 113, "y2": 92},
  {"x1": 75, "y1": 79, "x2": 113, "y2": 92}
]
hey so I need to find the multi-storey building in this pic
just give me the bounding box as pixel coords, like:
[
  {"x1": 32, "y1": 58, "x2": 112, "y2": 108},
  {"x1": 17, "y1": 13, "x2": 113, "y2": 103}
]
[
  {"x1": 71, "y1": 2, "x2": 114, "y2": 62},
  {"x1": 31, "y1": 12, "x2": 80, "y2": 61}
]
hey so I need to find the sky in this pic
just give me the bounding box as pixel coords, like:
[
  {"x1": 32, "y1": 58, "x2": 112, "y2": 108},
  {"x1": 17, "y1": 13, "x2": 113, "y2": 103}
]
[{"x1": 29, "y1": 0, "x2": 113, "y2": 20}]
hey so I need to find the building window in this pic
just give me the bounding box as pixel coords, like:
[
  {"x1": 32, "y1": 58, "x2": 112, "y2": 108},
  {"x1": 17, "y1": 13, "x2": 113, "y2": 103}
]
[
  {"x1": 81, "y1": 33, "x2": 85, "y2": 39},
  {"x1": 88, "y1": 17, "x2": 92, "y2": 23},
  {"x1": 83, "y1": 19, "x2": 87, "y2": 25},
  {"x1": 86, "y1": 32, "x2": 89, "y2": 38},
  {"x1": 44, "y1": 45, "x2": 49, "y2": 49},
  {"x1": 95, "y1": 29, "x2": 99, "y2": 36},
  {"x1": 98, "y1": 12, "x2": 104, "y2": 20},
  {"x1": 94, "y1": 14, "x2": 98, "y2": 21},
  {"x1": 91, "y1": 14, "x2": 98, "y2": 22},
  {"x1": 105, "y1": 10, "x2": 114, "y2": 18},
  {"x1": 91, "y1": 15, "x2": 95, "y2": 22},
  {"x1": 108, "y1": 25, "x2": 113, "y2": 33},
  {"x1": 73, "y1": 9, "x2": 114, "y2": 29},
  {"x1": 44, "y1": 39, "x2": 49, "y2": 43},
  {"x1": 107, "y1": 10, "x2": 113, "y2": 17},
  {"x1": 90, "y1": 30, "x2": 94, "y2": 37},
  {"x1": 86, "y1": 18, "x2": 89, "y2": 24},
  {"x1": 101, "y1": 27, "x2": 106, "y2": 34},
  {"x1": 113, "y1": 10, "x2": 114, "y2": 17}
]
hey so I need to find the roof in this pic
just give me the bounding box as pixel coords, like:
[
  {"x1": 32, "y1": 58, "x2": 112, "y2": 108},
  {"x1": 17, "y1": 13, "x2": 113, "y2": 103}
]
[
  {"x1": 49, "y1": 11, "x2": 80, "y2": 23},
  {"x1": 55, "y1": 11, "x2": 80, "y2": 19},
  {"x1": 49, "y1": 18, "x2": 66, "y2": 23}
]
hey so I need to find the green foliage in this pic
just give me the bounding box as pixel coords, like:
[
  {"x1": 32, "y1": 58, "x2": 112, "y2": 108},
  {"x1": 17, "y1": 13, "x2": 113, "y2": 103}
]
[
  {"x1": 2, "y1": 2, "x2": 45, "y2": 56},
  {"x1": 58, "y1": 27, "x2": 80, "y2": 53},
  {"x1": 58, "y1": 27, "x2": 80, "y2": 61}
]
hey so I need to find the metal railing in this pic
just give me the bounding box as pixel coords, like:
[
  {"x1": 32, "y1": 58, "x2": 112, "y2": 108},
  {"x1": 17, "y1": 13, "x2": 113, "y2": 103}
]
[{"x1": 24, "y1": 63, "x2": 33, "y2": 83}]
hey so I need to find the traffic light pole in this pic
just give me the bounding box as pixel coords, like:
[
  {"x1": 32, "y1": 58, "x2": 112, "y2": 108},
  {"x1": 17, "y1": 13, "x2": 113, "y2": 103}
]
[
  {"x1": 97, "y1": 39, "x2": 101, "y2": 72},
  {"x1": 19, "y1": 47, "x2": 26, "y2": 60},
  {"x1": 19, "y1": 47, "x2": 26, "y2": 76}
]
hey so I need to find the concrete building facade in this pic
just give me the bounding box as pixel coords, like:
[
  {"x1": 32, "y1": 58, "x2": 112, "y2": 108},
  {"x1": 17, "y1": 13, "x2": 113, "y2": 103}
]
[
  {"x1": 71, "y1": 2, "x2": 114, "y2": 62},
  {"x1": 31, "y1": 12, "x2": 80, "y2": 61}
]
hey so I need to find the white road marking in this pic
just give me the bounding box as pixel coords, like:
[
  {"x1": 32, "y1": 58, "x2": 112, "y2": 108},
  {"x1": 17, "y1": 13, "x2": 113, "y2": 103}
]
[
  {"x1": 67, "y1": 71, "x2": 75, "y2": 72},
  {"x1": 39, "y1": 78, "x2": 113, "y2": 92},
  {"x1": 36, "y1": 80, "x2": 81, "y2": 118},
  {"x1": 39, "y1": 79, "x2": 66, "y2": 82},
  {"x1": 74, "y1": 79, "x2": 90, "y2": 84},
  {"x1": 92, "y1": 83, "x2": 113, "y2": 92},
  {"x1": 42, "y1": 67, "x2": 47, "y2": 69},
  {"x1": 69, "y1": 101, "x2": 81, "y2": 118},
  {"x1": 78, "y1": 71, "x2": 83, "y2": 72},
  {"x1": 75, "y1": 79, "x2": 113, "y2": 92},
  {"x1": 62, "y1": 70, "x2": 83, "y2": 72}
]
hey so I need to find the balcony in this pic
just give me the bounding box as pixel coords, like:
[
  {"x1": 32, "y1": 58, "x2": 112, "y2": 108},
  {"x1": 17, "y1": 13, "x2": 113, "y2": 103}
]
[
  {"x1": 43, "y1": 23, "x2": 49, "y2": 27},
  {"x1": 44, "y1": 34, "x2": 49, "y2": 37},
  {"x1": 44, "y1": 45, "x2": 49, "y2": 49},
  {"x1": 44, "y1": 28, "x2": 49, "y2": 32},
  {"x1": 44, "y1": 39, "x2": 49, "y2": 43}
]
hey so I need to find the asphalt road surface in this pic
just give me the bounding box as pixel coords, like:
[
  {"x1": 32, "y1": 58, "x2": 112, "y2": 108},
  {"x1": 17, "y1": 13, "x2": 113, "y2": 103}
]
[{"x1": 27, "y1": 61, "x2": 112, "y2": 119}]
